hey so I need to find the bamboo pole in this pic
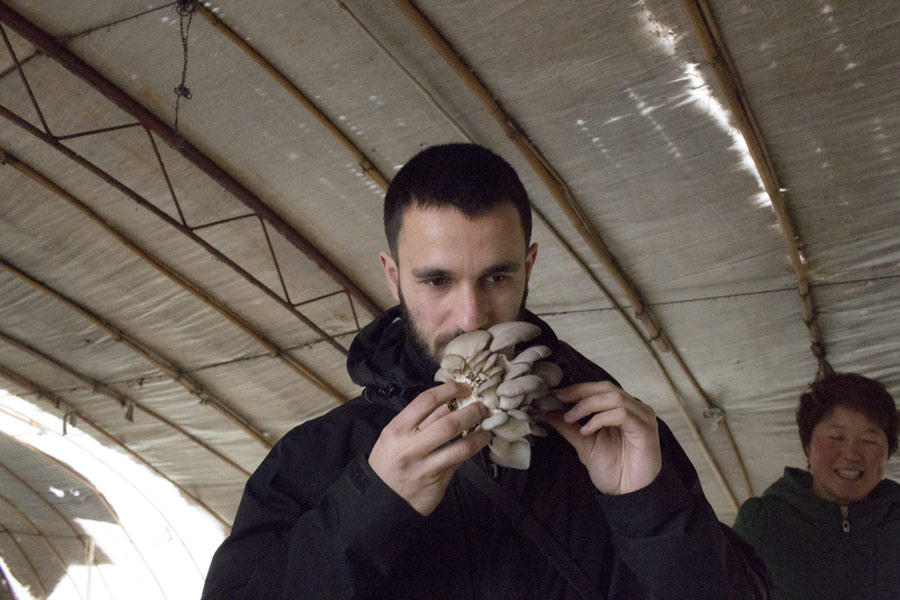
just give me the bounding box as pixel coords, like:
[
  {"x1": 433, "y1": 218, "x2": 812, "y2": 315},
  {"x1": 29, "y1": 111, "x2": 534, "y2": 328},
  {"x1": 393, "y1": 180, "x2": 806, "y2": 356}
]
[
  {"x1": 0, "y1": 257, "x2": 273, "y2": 449},
  {"x1": 0, "y1": 491, "x2": 85, "y2": 600},
  {"x1": 0, "y1": 374, "x2": 231, "y2": 530},
  {"x1": 391, "y1": 0, "x2": 752, "y2": 501},
  {"x1": 0, "y1": 145, "x2": 346, "y2": 404},
  {"x1": 390, "y1": 0, "x2": 669, "y2": 347},
  {"x1": 0, "y1": 462, "x2": 85, "y2": 542},
  {"x1": 534, "y1": 205, "x2": 741, "y2": 510},
  {"x1": 0, "y1": 461, "x2": 117, "y2": 598},
  {"x1": 0, "y1": 424, "x2": 170, "y2": 598},
  {"x1": 0, "y1": 458, "x2": 120, "y2": 598},
  {"x1": 0, "y1": 524, "x2": 48, "y2": 598},
  {"x1": 0, "y1": 112, "x2": 351, "y2": 360},
  {"x1": 0, "y1": 1, "x2": 382, "y2": 320},
  {"x1": 0, "y1": 327, "x2": 250, "y2": 476},
  {"x1": 681, "y1": 0, "x2": 829, "y2": 378},
  {"x1": 195, "y1": 4, "x2": 390, "y2": 191},
  {"x1": 218, "y1": 0, "x2": 749, "y2": 502}
]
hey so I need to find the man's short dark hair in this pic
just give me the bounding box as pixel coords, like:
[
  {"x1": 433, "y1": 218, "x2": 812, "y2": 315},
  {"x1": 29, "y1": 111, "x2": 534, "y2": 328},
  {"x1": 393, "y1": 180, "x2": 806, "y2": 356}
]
[
  {"x1": 383, "y1": 143, "x2": 532, "y2": 257},
  {"x1": 797, "y1": 372, "x2": 899, "y2": 456}
]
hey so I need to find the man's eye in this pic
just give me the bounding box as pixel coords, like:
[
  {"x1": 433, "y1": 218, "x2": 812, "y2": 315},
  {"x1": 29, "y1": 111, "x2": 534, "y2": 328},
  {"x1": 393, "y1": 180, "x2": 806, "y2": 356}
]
[
  {"x1": 423, "y1": 277, "x2": 449, "y2": 287},
  {"x1": 486, "y1": 274, "x2": 510, "y2": 284}
]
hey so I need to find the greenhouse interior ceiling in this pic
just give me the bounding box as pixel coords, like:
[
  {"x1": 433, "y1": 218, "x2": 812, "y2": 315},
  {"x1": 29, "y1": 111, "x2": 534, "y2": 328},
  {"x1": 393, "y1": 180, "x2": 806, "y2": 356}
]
[{"x1": 0, "y1": 0, "x2": 898, "y2": 597}]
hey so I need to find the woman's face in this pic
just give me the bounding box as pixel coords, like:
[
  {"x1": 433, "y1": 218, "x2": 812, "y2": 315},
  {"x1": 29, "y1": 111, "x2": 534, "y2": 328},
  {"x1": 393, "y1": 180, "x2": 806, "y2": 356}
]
[{"x1": 807, "y1": 404, "x2": 889, "y2": 504}]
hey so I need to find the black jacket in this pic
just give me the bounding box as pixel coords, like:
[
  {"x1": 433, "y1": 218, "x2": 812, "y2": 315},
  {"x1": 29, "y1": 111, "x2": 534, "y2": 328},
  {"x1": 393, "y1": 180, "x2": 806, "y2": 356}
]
[{"x1": 202, "y1": 307, "x2": 768, "y2": 599}]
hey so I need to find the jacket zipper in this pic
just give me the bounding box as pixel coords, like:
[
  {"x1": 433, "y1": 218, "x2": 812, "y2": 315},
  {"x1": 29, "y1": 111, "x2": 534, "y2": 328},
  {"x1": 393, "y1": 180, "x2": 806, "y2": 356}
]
[
  {"x1": 478, "y1": 446, "x2": 500, "y2": 479},
  {"x1": 840, "y1": 504, "x2": 850, "y2": 533}
]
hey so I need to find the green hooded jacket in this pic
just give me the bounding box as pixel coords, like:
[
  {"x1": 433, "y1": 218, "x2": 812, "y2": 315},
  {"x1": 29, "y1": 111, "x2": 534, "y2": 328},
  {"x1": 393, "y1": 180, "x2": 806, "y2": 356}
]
[{"x1": 734, "y1": 466, "x2": 900, "y2": 600}]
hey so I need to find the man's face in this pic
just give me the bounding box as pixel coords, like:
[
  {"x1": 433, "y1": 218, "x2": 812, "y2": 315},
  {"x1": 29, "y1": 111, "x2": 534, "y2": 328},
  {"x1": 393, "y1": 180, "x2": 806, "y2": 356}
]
[{"x1": 380, "y1": 202, "x2": 538, "y2": 364}]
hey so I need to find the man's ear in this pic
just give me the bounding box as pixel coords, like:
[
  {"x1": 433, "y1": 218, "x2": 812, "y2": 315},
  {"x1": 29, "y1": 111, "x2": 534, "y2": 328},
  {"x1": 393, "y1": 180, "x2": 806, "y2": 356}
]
[
  {"x1": 380, "y1": 251, "x2": 401, "y2": 302},
  {"x1": 525, "y1": 242, "x2": 538, "y2": 281}
]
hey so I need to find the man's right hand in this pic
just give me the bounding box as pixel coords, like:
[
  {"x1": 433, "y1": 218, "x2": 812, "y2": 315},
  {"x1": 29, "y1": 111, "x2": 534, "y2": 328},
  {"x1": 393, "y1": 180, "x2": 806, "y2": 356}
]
[{"x1": 368, "y1": 382, "x2": 491, "y2": 516}]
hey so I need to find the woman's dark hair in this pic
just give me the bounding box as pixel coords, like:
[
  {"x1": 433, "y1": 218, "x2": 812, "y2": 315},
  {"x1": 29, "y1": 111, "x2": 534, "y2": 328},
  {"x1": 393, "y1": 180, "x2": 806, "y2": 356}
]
[
  {"x1": 797, "y1": 372, "x2": 899, "y2": 456},
  {"x1": 383, "y1": 143, "x2": 532, "y2": 257}
]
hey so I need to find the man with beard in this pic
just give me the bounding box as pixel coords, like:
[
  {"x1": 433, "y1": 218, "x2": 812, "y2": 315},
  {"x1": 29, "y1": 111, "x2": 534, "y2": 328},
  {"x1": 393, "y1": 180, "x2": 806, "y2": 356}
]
[{"x1": 201, "y1": 143, "x2": 768, "y2": 599}]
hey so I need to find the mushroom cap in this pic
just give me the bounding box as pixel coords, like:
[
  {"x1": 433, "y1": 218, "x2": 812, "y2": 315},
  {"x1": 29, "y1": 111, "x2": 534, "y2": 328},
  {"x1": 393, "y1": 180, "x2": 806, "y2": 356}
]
[
  {"x1": 481, "y1": 411, "x2": 509, "y2": 431},
  {"x1": 503, "y1": 363, "x2": 531, "y2": 381},
  {"x1": 487, "y1": 321, "x2": 541, "y2": 352},
  {"x1": 439, "y1": 354, "x2": 467, "y2": 372},
  {"x1": 531, "y1": 361, "x2": 564, "y2": 388},
  {"x1": 489, "y1": 438, "x2": 531, "y2": 469},
  {"x1": 523, "y1": 389, "x2": 547, "y2": 404},
  {"x1": 502, "y1": 361, "x2": 532, "y2": 382},
  {"x1": 443, "y1": 329, "x2": 491, "y2": 359},
  {"x1": 434, "y1": 368, "x2": 456, "y2": 383},
  {"x1": 480, "y1": 388, "x2": 500, "y2": 409},
  {"x1": 496, "y1": 374, "x2": 547, "y2": 398},
  {"x1": 485, "y1": 364, "x2": 505, "y2": 379},
  {"x1": 506, "y1": 408, "x2": 529, "y2": 420},
  {"x1": 498, "y1": 394, "x2": 525, "y2": 410},
  {"x1": 492, "y1": 417, "x2": 533, "y2": 440},
  {"x1": 512, "y1": 345, "x2": 551, "y2": 365}
]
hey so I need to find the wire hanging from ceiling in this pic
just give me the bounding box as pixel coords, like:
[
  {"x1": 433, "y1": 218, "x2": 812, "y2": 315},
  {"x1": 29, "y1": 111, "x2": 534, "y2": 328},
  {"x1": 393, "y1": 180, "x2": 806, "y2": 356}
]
[{"x1": 173, "y1": 0, "x2": 197, "y2": 145}]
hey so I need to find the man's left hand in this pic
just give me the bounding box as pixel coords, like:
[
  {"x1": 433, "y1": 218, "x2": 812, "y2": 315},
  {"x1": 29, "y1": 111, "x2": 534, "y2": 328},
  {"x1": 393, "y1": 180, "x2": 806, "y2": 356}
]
[{"x1": 544, "y1": 381, "x2": 662, "y2": 495}]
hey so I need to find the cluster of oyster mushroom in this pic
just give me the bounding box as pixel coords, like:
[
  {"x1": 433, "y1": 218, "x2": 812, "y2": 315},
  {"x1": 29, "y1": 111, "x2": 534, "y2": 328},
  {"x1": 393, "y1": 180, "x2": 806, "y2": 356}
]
[{"x1": 434, "y1": 321, "x2": 564, "y2": 469}]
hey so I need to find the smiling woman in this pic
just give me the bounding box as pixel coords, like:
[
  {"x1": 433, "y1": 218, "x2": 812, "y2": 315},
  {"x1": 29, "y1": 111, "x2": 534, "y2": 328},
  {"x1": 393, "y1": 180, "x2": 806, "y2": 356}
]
[
  {"x1": 0, "y1": 389, "x2": 227, "y2": 600},
  {"x1": 733, "y1": 373, "x2": 900, "y2": 600}
]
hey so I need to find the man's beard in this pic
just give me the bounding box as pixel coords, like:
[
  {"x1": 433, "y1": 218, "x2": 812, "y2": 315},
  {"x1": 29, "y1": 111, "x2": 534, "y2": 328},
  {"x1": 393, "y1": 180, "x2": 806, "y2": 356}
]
[{"x1": 398, "y1": 287, "x2": 529, "y2": 370}]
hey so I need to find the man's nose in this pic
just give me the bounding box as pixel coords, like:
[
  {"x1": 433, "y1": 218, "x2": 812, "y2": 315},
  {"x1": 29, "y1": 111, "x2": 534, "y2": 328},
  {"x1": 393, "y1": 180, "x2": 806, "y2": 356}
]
[{"x1": 454, "y1": 285, "x2": 489, "y2": 332}]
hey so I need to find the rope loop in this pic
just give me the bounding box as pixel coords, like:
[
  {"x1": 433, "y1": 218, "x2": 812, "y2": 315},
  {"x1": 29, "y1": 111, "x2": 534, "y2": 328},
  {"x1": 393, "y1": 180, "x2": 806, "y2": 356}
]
[{"x1": 173, "y1": 0, "x2": 197, "y2": 143}]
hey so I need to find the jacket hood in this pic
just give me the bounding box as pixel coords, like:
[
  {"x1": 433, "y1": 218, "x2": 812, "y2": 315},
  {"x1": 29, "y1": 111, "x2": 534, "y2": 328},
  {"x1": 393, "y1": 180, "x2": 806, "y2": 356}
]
[
  {"x1": 347, "y1": 305, "x2": 565, "y2": 398},
  {"x1": 346, "y1": 306, "x2": 432, "y2": 395},
  {"x1": 764, "y1": 466, "x2": 900, "y2": 517}
]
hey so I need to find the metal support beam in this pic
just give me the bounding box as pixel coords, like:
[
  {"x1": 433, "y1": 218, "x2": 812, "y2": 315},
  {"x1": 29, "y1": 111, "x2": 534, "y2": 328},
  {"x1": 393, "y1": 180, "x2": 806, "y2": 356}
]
[{"x1": 0, "y1": 1, "x2": 382, "y2": 320}]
